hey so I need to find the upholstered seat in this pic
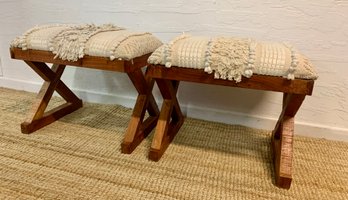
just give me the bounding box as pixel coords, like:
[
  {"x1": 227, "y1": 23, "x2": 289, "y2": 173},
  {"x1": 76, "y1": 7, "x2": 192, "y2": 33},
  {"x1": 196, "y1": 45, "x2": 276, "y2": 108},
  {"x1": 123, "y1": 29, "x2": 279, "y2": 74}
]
[
  {"x1": 148, "y1": 34, "x2": 318, "y2": 82},
  {"x1": 11, "y1": 24, "x2": 162, "y2": 61}
]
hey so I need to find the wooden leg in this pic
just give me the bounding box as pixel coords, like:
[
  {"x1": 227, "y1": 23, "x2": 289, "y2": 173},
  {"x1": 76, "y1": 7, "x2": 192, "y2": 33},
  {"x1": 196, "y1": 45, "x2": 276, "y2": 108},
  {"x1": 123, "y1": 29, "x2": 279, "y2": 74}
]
[
  {"x1": 21, "y1": 61, "x2": 83, "y2": 134},
  {"x1": 121, "y1": 69, "x2": 160, "y2": 154},
  {"x1": 149, "y1": 79, "x2": 185, "y2": 161},
  {"x1": 271, "y1": 93, "x2": 306, "y2": 189}
]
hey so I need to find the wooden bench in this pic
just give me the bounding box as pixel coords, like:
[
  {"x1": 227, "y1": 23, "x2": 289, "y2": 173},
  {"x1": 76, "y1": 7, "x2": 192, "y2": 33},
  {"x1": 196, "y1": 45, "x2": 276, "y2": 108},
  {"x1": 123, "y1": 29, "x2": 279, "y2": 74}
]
[
  {"x1": 145, "y1": 65, "x2": 314, "y2": 189},
  {"x1": 11, "y1": 26, "x2": 317, "y2": 189},
  {"x1": 9, "y1": 24, "x2": 162, "y2": 154},
  {"x1": 138, "y1": 35, "x2": 318, "y2": 189}
]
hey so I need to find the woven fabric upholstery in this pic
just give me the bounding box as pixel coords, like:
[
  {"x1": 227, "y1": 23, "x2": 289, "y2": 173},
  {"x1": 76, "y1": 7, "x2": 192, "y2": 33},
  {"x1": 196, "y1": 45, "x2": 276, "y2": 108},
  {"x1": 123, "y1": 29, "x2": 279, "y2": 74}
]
[
  {"x1": 148, "y1": 34, "x2": 318, "y2": 82},
  {"x1": 11, "y1": 24, "x2": 162, "y2": 61}
]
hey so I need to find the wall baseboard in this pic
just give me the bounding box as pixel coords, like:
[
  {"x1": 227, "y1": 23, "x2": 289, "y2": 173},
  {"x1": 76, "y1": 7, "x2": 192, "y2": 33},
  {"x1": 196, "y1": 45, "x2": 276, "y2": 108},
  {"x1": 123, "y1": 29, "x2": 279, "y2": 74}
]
[
  {"x1": 1, "y1": 77, "x2": 348, "y2": 142},
  {"x1": 184, "y1": 105, "x2": 348, "y2": 142}
]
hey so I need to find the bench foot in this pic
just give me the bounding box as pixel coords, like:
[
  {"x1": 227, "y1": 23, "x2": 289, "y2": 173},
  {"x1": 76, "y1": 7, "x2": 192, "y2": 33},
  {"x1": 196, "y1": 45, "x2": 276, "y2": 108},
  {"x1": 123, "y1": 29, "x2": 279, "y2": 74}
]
[
  {"x1": 121, "y1": 69, "x2": 160, "y2": 154},
  {"x1": 149, "y1": 79, "x2": 185, "y2": 161},
  {"x1": 121, "y1": 116, "x2": 158, "y2": 153},
  {"x1": 271, "y1": 93, "x2": 306, "y2": 189},
  {"x1": 21, "y1": 102, "x2": 82, "y2": 134},
  {"x1": 272, "y1": 135, "x2": 292, "y2": 189},
  {"x1": 22, "y1": 61, "x2": 82, "y2": 134},
  {"x1": 121, "y1": 100, "x2": 159, "y2": 153},
  {"x1": 149, "y1": 113, "x2": 184, "y2": 161}
]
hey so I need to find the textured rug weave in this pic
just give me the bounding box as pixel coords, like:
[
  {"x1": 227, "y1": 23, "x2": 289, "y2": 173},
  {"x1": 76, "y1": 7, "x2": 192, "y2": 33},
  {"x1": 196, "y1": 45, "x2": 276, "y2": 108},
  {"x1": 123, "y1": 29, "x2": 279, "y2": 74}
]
[{"x1": 0, "y1": 87, "x2": 347, "y2": 199}]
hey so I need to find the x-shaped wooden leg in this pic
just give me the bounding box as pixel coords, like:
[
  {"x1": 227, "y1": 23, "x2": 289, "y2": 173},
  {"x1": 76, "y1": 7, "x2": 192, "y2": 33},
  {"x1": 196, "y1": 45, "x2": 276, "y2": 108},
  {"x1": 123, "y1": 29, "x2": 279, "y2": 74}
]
[
  {"x1": 21, "y1": 61, "x2": 83, "y2": 134},
  {"x1": 121, "y1": 68, "x2": 160, "y2": 154},
  {"x1": 149, "y1": 79, "x2": 185, "y2": 161},
  {"x1": 271, "y1": 93, "x2": 306, "y2": 189}
]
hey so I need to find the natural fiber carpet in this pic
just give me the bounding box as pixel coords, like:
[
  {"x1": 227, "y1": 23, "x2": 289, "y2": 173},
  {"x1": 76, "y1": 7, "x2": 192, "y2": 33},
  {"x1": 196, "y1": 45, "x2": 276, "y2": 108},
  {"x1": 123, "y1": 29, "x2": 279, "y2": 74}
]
[{"x1": 0, "y1": 87, "x2": 347, "y2": 199}]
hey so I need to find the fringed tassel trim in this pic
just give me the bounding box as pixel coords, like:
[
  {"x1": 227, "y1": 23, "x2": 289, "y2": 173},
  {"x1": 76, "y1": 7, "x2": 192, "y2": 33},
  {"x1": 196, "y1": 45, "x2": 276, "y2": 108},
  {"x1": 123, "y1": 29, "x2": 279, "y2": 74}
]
[
  {"x1": 284, "y1": 43, "x2": 298, "y2": 80},
  {"x1": 164, "y1": 33, "x2": 191, "y2": 68},
  {"x1": 210, "y1": 37, "x2": 250, "y2": 83},
  {"x1": 84, "y1": 24, "x2": 124, "y2": 60},
  {"x1": 204, "y1": 38, "x2": 213, "y2": 74},
  {"x1": 109, "y1": 32, "x2": 150, "y2": 61},
  {"x1": 147, "y1": 45, "x2": 165, "y2": 65},
  {"x1": 244, "y1": 39, "x2": 257, "y2": 78},
  {"x1": 49, "y1": 24, "x2": 124, "y2": 61}
]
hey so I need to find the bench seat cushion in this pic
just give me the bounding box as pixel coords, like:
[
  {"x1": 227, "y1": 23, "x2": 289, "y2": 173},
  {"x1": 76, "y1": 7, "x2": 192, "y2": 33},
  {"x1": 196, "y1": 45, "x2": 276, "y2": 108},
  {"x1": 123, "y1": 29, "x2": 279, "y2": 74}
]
[
  {"x1": 11, "y1": 24, "x2": 162, "y2": 61},
  {"x1": 148, "y1": 34, "x2": 318, "y2": 82}
]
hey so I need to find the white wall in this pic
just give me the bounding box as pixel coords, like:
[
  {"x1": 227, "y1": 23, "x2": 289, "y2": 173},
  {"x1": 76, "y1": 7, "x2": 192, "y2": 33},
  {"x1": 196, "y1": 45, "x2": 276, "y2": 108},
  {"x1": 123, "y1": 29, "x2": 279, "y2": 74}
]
[{"x1": 1, "y1": 0, "x2": 348, "y2": 141}]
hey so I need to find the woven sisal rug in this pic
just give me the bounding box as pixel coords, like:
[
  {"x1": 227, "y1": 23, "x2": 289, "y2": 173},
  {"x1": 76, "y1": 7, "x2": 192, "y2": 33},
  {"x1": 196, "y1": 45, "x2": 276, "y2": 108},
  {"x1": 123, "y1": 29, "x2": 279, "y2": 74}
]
[{"x1": 0, "y1": 87, "x2": 347, "y2": 199}]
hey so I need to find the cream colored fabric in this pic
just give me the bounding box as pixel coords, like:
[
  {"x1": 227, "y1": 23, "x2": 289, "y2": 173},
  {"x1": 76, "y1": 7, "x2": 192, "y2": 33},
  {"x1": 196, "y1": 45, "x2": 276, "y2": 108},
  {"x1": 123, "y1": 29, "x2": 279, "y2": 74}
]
[
  {"x1": 11, "y1": 24, "x2": 162, "y2": 61},
  {"x1": 148, "y1": 34, "x2": 318, "y2": 82}
]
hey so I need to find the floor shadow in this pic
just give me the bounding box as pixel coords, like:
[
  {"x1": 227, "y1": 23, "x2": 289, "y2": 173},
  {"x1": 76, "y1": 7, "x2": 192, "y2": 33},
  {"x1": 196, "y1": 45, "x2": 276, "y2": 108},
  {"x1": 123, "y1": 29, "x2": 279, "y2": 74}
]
[
  {"x1": 171, "y1": 117, "x2": 275, "y2": 180},
  {"x1": 13, "y1": 84, "x2": 277, "y2": 184}
]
